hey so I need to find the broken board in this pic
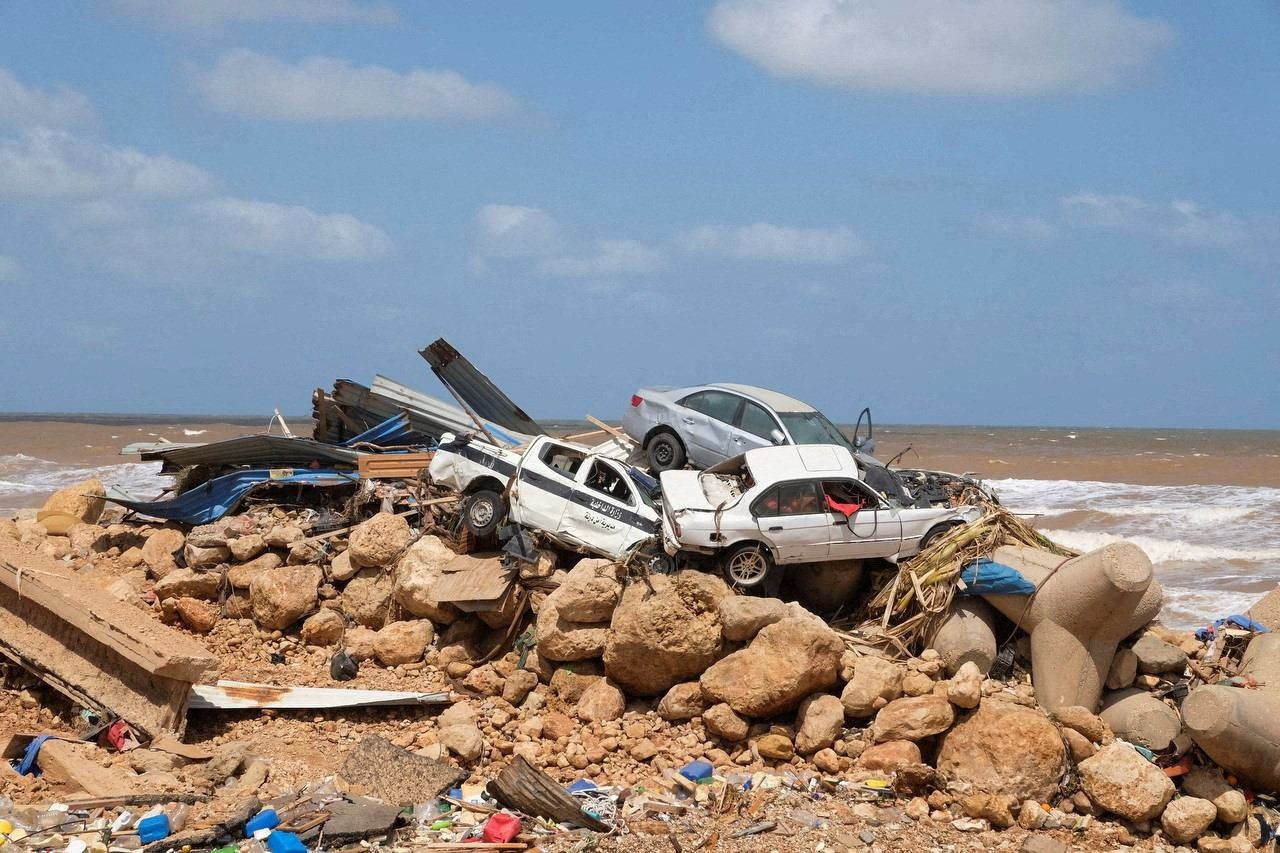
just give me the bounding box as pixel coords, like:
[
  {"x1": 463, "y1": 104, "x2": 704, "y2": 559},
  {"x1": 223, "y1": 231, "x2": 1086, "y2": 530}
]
[
  {"x1": 188, "y1": 680, "x2": 450, "y2": 710},
  {"x1": 431, "y1": 553, "x2": 515, "y2": 612},
  {"x1": 357, "y1": 452, "x2": 435, "y2": 480},
  {"x1": 0, "y1": 541, "x2": 218, "y2": 738}
]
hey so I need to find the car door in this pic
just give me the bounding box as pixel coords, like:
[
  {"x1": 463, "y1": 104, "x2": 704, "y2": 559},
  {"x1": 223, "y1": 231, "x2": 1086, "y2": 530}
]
[
  {"x1": 824, "y1": 478, "x2": 905, "y2": 559},
  {"x1": 676, "y1": 390, "x2": 743, "y2": 467},
  {"x1": 752, "y1": 480, "x2": 831, "y2": 564},
  {"x1": 510, "y1": 439, "x2": 585, "y2": 534},
  {"x1": 727, "y1": 399, "x2": 781, "y2": 457},
  {"x1": 557, "y1": 458, "x2": 651, "y2": 558}
]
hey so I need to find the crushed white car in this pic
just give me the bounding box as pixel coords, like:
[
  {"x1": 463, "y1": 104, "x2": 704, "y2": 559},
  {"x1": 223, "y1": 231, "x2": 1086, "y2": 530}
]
[
  {"x1": 659, "y1": 443, "x2": 982, "y2": 591},
  {"x1": 428, "y1": 432, "x2": 665, "y2": 564}
]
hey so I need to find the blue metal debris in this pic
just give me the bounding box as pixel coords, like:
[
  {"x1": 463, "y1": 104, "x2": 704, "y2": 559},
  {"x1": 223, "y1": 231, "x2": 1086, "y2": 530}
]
[{"x1": 106, "y1": 468, "x2": 358, "y2": 524}]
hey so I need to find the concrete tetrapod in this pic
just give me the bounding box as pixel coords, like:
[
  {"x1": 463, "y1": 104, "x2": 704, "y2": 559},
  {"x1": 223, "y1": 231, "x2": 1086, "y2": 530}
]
[
  {"x1": 1182, "y1": 632, "x2": 1280, "y2": 793},
  {"x1": 981, "y1": 543, "x2": 1162, "y2": 713},
  {"x1": 929, "y1": 597, "x2": 999, "y2": 676}
]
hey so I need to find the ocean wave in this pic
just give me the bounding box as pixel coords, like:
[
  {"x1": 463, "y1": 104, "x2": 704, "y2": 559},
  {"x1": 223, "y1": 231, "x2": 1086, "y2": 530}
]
[
  {"x1": 1039, "y1": 528, "x2": 1280, "y2": 564},
  {"x1": 0, "y1": 453, "x2": 167, "y2": 500}
]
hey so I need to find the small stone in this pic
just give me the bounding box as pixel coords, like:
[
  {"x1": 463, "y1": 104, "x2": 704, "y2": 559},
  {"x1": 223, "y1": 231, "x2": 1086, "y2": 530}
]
[
  {"x1": 373, "y1": 620, "x2": 433, "y2": 666},
  {"x1": 857, "y1": 739, "x2": 922, "y2": 772},
  {"x1": 173, "y1": 596, "x2": 218, "y2": 633},
  {"x1": 840, "y1": 655, "x2": 904, "y2": 717},
  {"x1": 656, "y1": 682, "x2": 708, "y2": 722},
  {"x1": 1062, "y1": 728, "x2": 1096, "y2": 762},
  {"x1": 575, "y1": 679, "x2": 626, "y2": 723},
  {"x1": 439, "y1": 724, "x2": 484, "y2": 763},
  {"x1": 794, "y1": 693, "x2": 844, "y2": 755},
  {"x1": 870, "y1": 695, "x2": 954, "y2": 742},
  {"x1": 301, "y1": 609, "x2": 346, "y2": 645},
  {"x1": 946, "y1": 660, "x2": 982, "y2": 709},
  {"x1": 1106, "y1": 647, "x2": 1139, "y2": 689},
  {"x1": 1051, "y1": 705, "x2": 1106, "y2": 743},
  {"x1": 228, "y1": 534, "x2": 266, "y2": 562},
  {"x1": 502, "y1": 669, "x2": 539, "y2": 705},
  {"x1": 263, "y1": 524, "x2": 304, "y2": 548},
  {"x1": 812, "y1": 748, "x2": 841, "y2": 774},
  {"x1": 755, "y1": 733, "x2": 794, "y2": 761}
]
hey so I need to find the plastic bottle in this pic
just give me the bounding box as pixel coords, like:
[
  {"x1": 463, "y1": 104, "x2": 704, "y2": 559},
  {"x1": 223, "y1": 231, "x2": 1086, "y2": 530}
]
[
  {"x1": 163, "y1": 804, "x2": 189, "y2": 833},
  {"x1": 244, "y1": 809, "x2": 280, "y2": 838},
  {"x1": 135, "y1": 814, "x2": 170, "y2": 844}
]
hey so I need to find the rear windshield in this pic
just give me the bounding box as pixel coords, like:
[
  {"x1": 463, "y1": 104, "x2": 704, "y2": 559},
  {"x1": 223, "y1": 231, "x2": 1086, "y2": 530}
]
[{"x1": 779, "y1": 411, "x2": 852, "y2": 449}]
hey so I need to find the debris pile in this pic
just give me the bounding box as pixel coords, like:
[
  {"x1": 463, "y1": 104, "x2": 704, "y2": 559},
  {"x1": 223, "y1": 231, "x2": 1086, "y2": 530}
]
[{"x1": 3, "y1": 339, "x2": 1280, "y2": 852}]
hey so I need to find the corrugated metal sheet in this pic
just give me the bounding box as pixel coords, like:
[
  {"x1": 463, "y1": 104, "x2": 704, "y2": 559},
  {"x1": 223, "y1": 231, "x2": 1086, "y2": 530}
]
[
  {"x1": 140, "y1": 435, "x2": 361, "y2": 468},
  {"x1": 420, "y1": 338, "x2": 546, "y2": 437},
  {"x1": 189, "y1": 680, "x2": 450, "y2": 710},
  {"x1": 106, "y1": 467, "x2": 358, "y2": 524}
]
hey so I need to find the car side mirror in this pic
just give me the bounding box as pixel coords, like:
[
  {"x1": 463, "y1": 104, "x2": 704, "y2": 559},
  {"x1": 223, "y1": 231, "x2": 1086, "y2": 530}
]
[{"x1": 769, "y1": 429, "x2": 786, "y2": 445}]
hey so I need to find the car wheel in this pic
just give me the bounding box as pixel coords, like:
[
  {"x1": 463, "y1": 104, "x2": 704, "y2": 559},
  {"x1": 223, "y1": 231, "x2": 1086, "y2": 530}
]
[
  {"x1": 645, "y1": 552, "x2": 677, "y2": 574},
  {"x1": 462, "y1": 489, "x2": 503, "y2": 537},
  {"x1": 920, "y1": 521, "x2": 963, "y2": 551},
  {"x1": 646, "y1": 431, "x2": 687, "y2": 472},
  {"x1": 721, "y1": 543, "x2": 773, "y2": 591}
]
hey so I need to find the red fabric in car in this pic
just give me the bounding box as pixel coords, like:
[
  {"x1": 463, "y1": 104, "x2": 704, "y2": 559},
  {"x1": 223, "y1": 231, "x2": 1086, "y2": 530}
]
[{"x1": 826, "y1": 494, "x2": 861, "y2": 518}]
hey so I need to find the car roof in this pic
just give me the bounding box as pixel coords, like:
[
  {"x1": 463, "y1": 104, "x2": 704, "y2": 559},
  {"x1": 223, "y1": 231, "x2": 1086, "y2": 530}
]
[
  {"x1": 708, "y1": 383, "x2": 817, "y2": 413},
  {"x1": 741, "y1": 444, "x2": 858, "y2": 483}
]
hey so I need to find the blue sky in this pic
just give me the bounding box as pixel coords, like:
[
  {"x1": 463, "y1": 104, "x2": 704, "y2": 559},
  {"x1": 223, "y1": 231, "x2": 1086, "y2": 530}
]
[{"x1": 0, "y1": 1, "x2": 1276, "y2": 428}]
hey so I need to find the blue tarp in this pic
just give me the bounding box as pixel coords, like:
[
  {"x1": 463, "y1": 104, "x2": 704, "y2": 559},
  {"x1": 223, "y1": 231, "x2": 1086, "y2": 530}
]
[
  {"x1": 1195, "y1": 614, "x2": 1270, "y2": 641},
  {"x1": 106, "y1": 468, "x2": 358, "y2": 525},
  {"x1": 958, "y1": 557, "x2": 1037, "y2": 596}
]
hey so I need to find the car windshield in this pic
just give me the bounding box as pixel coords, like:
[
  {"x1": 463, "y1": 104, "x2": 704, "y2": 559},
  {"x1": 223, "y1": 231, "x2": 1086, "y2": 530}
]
[{"x1": 778, "y1": 411, "x2": 853, "y2": 449}]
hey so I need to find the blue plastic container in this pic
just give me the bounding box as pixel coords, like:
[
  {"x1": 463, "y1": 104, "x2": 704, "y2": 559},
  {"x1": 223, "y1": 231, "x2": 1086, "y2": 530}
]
[
  {"x1": 244, "y1": 808, "x2": 280, "y2": 837},
  {"x1": 137, "y1": 814, "x2": 171, "y2": 843},
  {"x1": 679, "y1": 759, "x2": 714, "y2": 782},
  {"x1": 266, "y1": 831, "x2": 307, "y2": 853}
]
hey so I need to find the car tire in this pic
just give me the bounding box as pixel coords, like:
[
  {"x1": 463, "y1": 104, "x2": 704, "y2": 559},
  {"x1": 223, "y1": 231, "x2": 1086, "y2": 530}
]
[
  {"x1": 920, "y1": 521, "x2": 963, "y2": 551},
  {"x1": 721, "y1": 542, "x2": 774, "y2": 592},
  {"x1": 645, "y1": 552, "x2": 677, "y2": 574},
  {"x1": 462, "y1": 489, "x2": 504, "y2": 538},
  {"x1": 646, "y1": 431, "x2": 687, "y2": 472}
]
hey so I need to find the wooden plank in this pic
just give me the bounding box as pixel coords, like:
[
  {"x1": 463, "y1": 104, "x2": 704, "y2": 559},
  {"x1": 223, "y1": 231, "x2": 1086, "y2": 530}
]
[
  {"x1": 0, "y1": 551, "x2": 217, "y2": 682},
  {"x1": 357, "y1": 452, "x2": 436, "y2": 480}
]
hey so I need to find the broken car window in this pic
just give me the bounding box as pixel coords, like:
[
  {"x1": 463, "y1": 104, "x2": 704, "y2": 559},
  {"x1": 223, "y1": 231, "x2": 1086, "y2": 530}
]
[
  {"x1": 583, "y1": 460, "x2": 634, "y2": 505},
  {"x1": 778, "y1": 411, "x2": 852, "y2": 449},
  {"x1": 539, "y1": 442, "x2": 587, "y2": 480},
  {"x1": 753, "y1": 481, "x2": 822, "y2": 517},
  {"x1": 681, "y1": 390, "x2": 744, "y2": 425}
]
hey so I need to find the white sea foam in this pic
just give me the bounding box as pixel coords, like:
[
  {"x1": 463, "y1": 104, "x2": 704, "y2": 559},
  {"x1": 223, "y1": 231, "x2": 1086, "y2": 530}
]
[
  {"x1": 1038, "y1": 529, "x2": 1280, "y2": 565},
  {"x1": 0, "y1": 453, "x2": 167, "y2": 508}
]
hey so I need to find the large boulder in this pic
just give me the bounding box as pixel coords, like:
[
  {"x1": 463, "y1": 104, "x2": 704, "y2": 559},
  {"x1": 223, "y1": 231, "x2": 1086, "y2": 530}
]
[
  {"x1": 38, "y1": 478, "x2": 105, "y2": 533},
  {"x1": 141, "y1": 527, "x2": 186, "y2": 574},
  {"x1": 1161, "y1": 797, "x2": 1217, "y2": 845},
  {"x1": 536, "y1": 597, "x2": 610, "y2": 662},
  {"x1": 262, "y1": 524, "x2": 303, "y2": 549},
  {"x1": 228, "y1": 534, "x2": 266, "y2": 562},
  {"x1": 936, "y1": 699, "x2": 1066, "y2": 802},
  {"x1": 1182, "y1": 766, "x2": 1249, "y2": 825},
  {"x1": 250, "y1": 566, "x2": 321, "y2": 630},
  {"x1": 657, "y1": 682, "x2": 708, "y2": 722},
  {"x1": 555, "y1": 559, "x2": 623, "y2": 622},
  {"x1": 300, "y1": 609, "x2": 346, "y2": 646},
  {"x1": 227, "y1": 552, "x2": 284, "y2": 588},
  {"x1": 718, "y1": 596, "x2": 789, "y2": 643},
  {"x1": 575, "y1": 679, "x2": 626, "y2": 723},
  {"x1": 795, "y1": 693, "x2": 845, "y2": 755},
  {"x1": 373, "y1": 620, "x2": 433, "y2": 666},
  {"x1": 1077, "y1": 743, "x2": 1174, "y2": 821},
  {"x1": 858, "y1": 740, "x2": 923, "y2": 773},
  {"x1": 342, "y1": 568, "x2": 394, "y2": 628},
  {"x1": 184, "y1": 542, "x2": 230, "y2": 569},
  {"x1": 155, "y1": 567, "x2": 221, "y2": 601},
  {"x1": 392, "y1": 535, "x2": 460, "y2": 623},
  {"x1": 870, "y1": 695, "x2": 954, "y2": 743},
  {"x1": 700, "y1": 617, "x2": 843, "y2": 718},
  {"x1": 703, "y1": 703, "x2": 750, "y2": 742},
  {"x1": 348, "y1": 512, "x2": 413, "y2": 569},
  {"x1": 841, "y1": 655, "x2": 905, "y2": 717},
  {"x1": 604, "y1": 571, "x2": 728, "y2": 696}
]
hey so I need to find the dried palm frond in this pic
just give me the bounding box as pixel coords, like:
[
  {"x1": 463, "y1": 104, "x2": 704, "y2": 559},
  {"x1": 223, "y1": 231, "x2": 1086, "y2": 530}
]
[{"x1": 839, "y1": 502, "x2": 1075, "y2": 659}]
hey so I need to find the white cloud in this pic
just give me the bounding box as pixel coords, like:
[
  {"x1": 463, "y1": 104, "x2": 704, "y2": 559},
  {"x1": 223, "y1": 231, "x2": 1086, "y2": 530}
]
[
  {"x1": 0, "y1": 255, "x2": 19, "y2": 281},
  {"x1": 476, "y1": 204, "x2": 562, "y2": 257},
  {"x1": 193, "y1": 197, "x2": 393, "y2": 261},
  {"x1": 974, "y1": 214, "x2": 1056, "y2": 240},
  {"x1": 0, "y1": 69, "x2": 95, "y2": 129},
  {"x1": 679, "y1": 222, "x2": 865, "y2": 264},
  {"x1": 192, "y1": 49, "x2": 520, "y2": 122},
  {"x1": 113, "y1": 0, "x2": 397, "y2": 29},
  {"x1": 0, "y1": 129, "x2": 215, "y2": 199},
  {"x1": 1061, "y1": 192, "x2": 1250, "y2": 248},
  {"x1": 536, "y1": 239, "x2": 667, "y2": 278},
  {"x1": 707, "y1": 0, "x2": 1173, "y2": 97}
]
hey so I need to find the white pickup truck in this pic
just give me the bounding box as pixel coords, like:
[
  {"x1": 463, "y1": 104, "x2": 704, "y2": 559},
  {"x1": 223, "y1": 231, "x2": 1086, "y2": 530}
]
[{"x1": 428, "y1": 432, "x2": 665, "y2": 564}]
